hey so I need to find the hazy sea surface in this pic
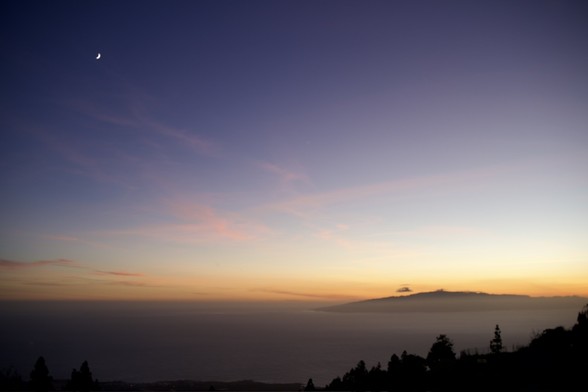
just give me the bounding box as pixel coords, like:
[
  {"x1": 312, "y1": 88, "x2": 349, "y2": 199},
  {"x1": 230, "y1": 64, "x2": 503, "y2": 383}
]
[{"x1": 0, "y1": 301, "x2": 581, "y2": 386}]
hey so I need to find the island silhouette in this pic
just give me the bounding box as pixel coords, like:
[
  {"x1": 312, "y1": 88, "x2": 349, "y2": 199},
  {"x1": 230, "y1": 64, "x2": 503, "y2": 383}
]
[{"x1": 318, "y1": 289, "x2": 588, "y2": 313}]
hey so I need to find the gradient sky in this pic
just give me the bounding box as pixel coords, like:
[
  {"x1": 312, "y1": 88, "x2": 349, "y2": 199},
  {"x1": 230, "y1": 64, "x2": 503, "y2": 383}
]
[{"x1": 1, "y1": 0, "x2": 587, "y2": 301}]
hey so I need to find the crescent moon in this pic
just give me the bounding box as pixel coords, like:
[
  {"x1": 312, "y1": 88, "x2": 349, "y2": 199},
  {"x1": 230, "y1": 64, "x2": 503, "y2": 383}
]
[{"x1": 96, "y1": 53, "x2": 101, "y2": 60}]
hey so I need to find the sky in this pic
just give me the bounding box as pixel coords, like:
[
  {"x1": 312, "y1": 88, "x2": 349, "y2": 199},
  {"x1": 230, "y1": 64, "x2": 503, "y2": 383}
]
[{"x1": 1, "y1": 0, "x2": 587, "y2": 301}]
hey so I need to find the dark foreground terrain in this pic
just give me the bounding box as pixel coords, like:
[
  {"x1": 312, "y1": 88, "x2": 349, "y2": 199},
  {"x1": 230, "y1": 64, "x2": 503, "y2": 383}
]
[
  {"x1": 317, "y1": 302, "x2": 588, "y2": 392},
  {"x1": 2, "y1": 301, "x2": 587, "y2": 392}
]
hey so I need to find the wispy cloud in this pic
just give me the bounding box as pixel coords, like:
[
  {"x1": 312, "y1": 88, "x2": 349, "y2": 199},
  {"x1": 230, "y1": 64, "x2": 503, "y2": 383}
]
[
  {"x1": 97, "y1": 198, "x2": 271, "y2": 243},
  {"x1": 106, "y1": 280, "x2": 159, "y2": 287},
  {"x1": 169, "y1": 202, "x2": 255, "y2": 241},
  {"x1": 393, "y1": 225, "x2": 486, "y2": 239},
  {"x1": 315, "y1": 225, "x2": 354, "y2": 250},
  {"x1": 94, "y1": 270, "x2": 145, "y2": 277},
  {"x1": 253, "y1": 288, "x2": 357, "y2": 300},
  {"x1": 0, "y1": 258, "x2": 78, "y2": 269},
  {"x1": 43, "y1": 234, "x2": 114, "y2": 249},
  {"x1": 265, "y1": 165, "x2": 507, "y2": 217},
  {"x1": 144, "y1": 118, "x2": 214, "y2": 155},
  {"x1": 259, "y1": 162, "x2": 309, "y2": 189},
  {"x1": 23, "y1": 281, "x2": 74, "y2": 287},
  {"x1": 111, "y1": 199, "x2": 272, "y2": 244},
  {"x1": 11, "y1": 120, "x2": 130, "y2": 187},
  {"x1": 0, "y1": 259, "x2": 145, "y2": 284},
  {"x1": 73, "y1": 99, "x2": 216, "y2": 156}
]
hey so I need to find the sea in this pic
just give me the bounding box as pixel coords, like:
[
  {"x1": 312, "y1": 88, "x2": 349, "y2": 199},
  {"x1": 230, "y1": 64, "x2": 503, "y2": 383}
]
[{"x1": 0, "y1": 301, "x2": 582, "y2": 387}]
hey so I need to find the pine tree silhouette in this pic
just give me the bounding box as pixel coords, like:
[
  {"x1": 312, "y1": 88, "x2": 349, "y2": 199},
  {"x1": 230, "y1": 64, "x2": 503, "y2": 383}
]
[
  {"x1": 490, "y1": 324, "x2": 504, "y2": 354},
  {"x1": 29, "y1": 357, "x2": 53, "y2": 392}
]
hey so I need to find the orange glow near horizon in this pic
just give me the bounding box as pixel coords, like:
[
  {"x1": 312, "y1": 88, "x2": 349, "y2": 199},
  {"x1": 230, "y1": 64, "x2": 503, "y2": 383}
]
[{"x1": 2, "y1": 260, "x2": 587, "y2": 302}]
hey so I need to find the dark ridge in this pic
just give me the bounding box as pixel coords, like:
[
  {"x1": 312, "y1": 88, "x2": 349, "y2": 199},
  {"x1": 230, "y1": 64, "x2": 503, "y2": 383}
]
[{"x1": 318, "y1": 290, "x2": 588, "y2": 313}]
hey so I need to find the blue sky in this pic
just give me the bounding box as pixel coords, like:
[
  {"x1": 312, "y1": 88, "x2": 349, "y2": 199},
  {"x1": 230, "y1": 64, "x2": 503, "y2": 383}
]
[{"x1": 1, "y1": 0, "x2": 587, "y2": 300}]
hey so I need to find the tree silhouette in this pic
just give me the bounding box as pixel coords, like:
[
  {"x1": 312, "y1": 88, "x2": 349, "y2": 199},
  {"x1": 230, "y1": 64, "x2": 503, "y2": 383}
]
[
  {"x1": 342, "y1": 360, "x2": 368, "y2": 391},
  {"x1": 426, "y1": 335, "x2": 457, "y2": 391},
  {"x1": 399, "y1": 351, "x2": 427, "y2": 391},
  {"x1": 318, "y1": 304, "x2": 588, "y2": 392},
  {"x1": 0, "y1": 366, "x2": 23, "y2": 391},
  {"x1": 29, "y1": 357, "x2": 53, "y2": 392},
  {"x1": 577, "y1": 304, "x2": 588, "y2": 325},
  {"x1": 66, "y1": 361, "x2": 97, "y2": 392},
  {"x1": 489, "y1": 324, "x2": 503, "y2": 354},
  {"x1": 304, "y1": 378, "x2": 315, "y2": 391},
  {"x1": 426, "y1": 335, "x2": 456, "y2": 368}
]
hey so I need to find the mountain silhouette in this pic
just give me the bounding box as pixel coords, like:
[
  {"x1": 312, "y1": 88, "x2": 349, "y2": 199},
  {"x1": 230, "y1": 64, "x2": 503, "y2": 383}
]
[{"x1": 318, "y1": 290, "x2": 588, "y2": 313}]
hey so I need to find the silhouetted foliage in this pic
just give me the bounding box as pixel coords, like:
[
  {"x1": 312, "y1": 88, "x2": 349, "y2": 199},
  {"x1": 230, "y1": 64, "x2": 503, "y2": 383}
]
[
  {"x1": 29, "y1": 357, "x2": 53, "y2": 392},
  {"x1": 66, "y1": 361, "x2": 99, "y2": 392},
  {"x1": 0, "y1": 366, "x2": 24, "y2": 391},
  {"x1": 397, "y1": 351, "x2": 427, "y2": 392},
  {"x1": 304, "y1": 378, "x2": 315, "y2": 391},
  {"x1": 426, "y1": 334, "x2": 456, "y2": 368},
  {"x1": 320, "y1": 303, "x2": 588, "y2": 392},
  {"x1": 489, "y1": 324, "x2": 503, "y2": 354}
]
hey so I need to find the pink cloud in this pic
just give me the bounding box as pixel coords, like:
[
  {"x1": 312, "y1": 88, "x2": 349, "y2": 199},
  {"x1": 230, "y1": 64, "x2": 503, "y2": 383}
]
[
  {"x1": 171, "y1": 203, "x2": 250, "y2": 240},
  {"x1": 102, "y1": 198, "x2": 272, "y2": 244},
  {"x1": 165, "y1": 201, "x2": 270, "y2": 242},
  {"x1": 315, "y1": 226, "x2": 354, "y2": 250}
]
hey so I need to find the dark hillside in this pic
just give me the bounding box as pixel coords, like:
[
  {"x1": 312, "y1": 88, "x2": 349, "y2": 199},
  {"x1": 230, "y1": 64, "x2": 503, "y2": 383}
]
[{"x1": 319, "y1": 304, "x2": 588, "y2": 392}]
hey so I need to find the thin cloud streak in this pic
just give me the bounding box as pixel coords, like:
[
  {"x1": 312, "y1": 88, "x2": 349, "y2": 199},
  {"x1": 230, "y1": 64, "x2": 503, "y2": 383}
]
[
  {"x1": 1, "y1": 258, "x2": 147, "y2": 284},
  {"x1": 94, "y1": 270, "x2": 145, "y2": 277},
  {"x1": 264, "y1": 165, "x2": 510, "y2": 216},
  {"x1": 0, "y1": 258, "x2": 78, "y2": 269},
  {"x1": 259, "y1": 162, "x2": 309, "y2": 188},
  {"x1": 93, "y1": 196, "x2": 273, "y2": 244},
  {"x1": 43, "y1": 234, "x2": 114, "y2": 249},
  {"x1": 106, "y1": 222, "x2": 264, "y2": 244},
  {"x1": 163, "y1": 200, "x2": 271, "y2": 242},
  {"x1": 253, "y1": 288, "x2": 358, "y2": 300},
  {"x1": 73, "y1": 99, "x2": 216, "y2": 156},
  {"x1": 11, "y1": 121, "x2": 130, "y2": 187},
  {"x1": 107, "y1": 280, "x2": 160, "y2": 287}
]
